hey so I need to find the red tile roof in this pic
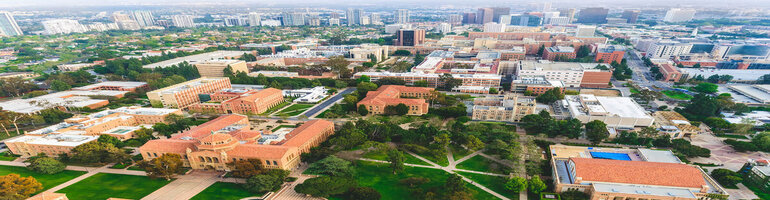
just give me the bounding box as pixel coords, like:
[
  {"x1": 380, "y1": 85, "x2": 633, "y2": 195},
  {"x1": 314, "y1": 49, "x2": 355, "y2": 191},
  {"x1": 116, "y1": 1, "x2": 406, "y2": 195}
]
[
  {"x1": 172, "y1": 114, "x2": 248, "y2": 139},
  {"x1": 139, "y1": 139, "x2": 196, "y2": 154},
  {"x1": 226, "y1": 144, "x2": 294, "y2": 159},
  {"x1": 570, "y1": 158, "x2": 706, "y2": 188},
  {"x1": 358, "y1": 85, "x2": 432, "y2": 106},
  {"x1": 279, "y1": 119, "x2": 334, "y2": 147},
  {"x1": 238, "y1": 88, "x2": 282, "y2": 102}
]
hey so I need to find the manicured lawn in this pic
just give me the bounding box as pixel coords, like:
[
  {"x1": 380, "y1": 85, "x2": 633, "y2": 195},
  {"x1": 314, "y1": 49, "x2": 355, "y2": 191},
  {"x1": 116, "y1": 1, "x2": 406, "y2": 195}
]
[
  {"x1": 0, "y1": 165, "x2": 86, "y2": 192},
  {"x1": 57, "y1": 173, "x2": 171, "y2": 200},
  {"x1": 127, "y1": 165, "x2": 145, "y2": 171},
  {"x1": 457, "y1": 171, "x2": 519, "y2": 199},
  {"x1": 362, "y1": 151, "x2": 431, "y2": 166},
  {"x1": 354, "y1": 161, "x2": 498, "y2": 200},
  {"x1": 191, "y1": 182, "x2": 262, "y2": 200},
  {"x1": 413, "y1": 151, "x2": 449, "y2": 167},
  {"x1": 0, "y1": 152, "x2": 19, "y2": 161},
  {"x1": 276, "y1": 104, "x2": 314, "y2": 116},
  {"x1": 451, "y1": 145, "x2": 472, "y2": 160},
  {"x1": 261, "y1": 101, "x2": 290, "y2": 115},
  {"x1": 456, "y1": 155, "x2": 511, "y2": 174},
  {"x1": 629, "y1": 87, "x2": 640, "y2": 94},
  {"x1": 270, "y1": 124, "x2": 297, "y2": 132},
  {"x1": 662, "y1": 90, "x2": 693, "y2": 100}
]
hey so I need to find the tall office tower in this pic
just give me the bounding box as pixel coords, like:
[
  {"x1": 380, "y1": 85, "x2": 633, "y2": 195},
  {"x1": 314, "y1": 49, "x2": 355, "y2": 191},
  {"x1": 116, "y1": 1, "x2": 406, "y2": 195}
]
[
  {"x1": 548, "y1": 17, "x2": 570, "y2": 25},
  {"x1": 396, "y1": 9, "x2": 410, "y2": 24},
  {"x1": 575, "y1": 25, "x2": 596, "y2": 37},
  {"x1": 171, "y1": 15, "x2": 195, "y2": 28},
  {"x1": 577, "y1": 7, "x2": 609, "y2": 24},
  {"x1": 437, "y1": 23, "x2": 451, "y2": 33},
  {"x1": 448, "y1": 14, "x2": 463, "y2": 25},
  {"x1": 346, "y1": 8, "x2": 363, "y2": 26},
  {"x1": 621, "y1": 10, "x2": 640, "y2": 23},
  {"x1": 462, "y1": 13, "x2": 476, "y2": 24},
  {"x1": 112, "y1": 12, "x2": 140, "y2": 30},
  {"x1": 542, "y1": 2, "x2": 552, "y2": 12},
  {"x1": 132, "y1": 11, "x2": 155, "y2": 27},
  {"x1": 491, "y1": 7, "x2": 511, "y2": 23},
  {"x1": 396, "y1": 29, "x2": 425, "y2": 46},
  {"x1": 663, "y1": 8, "x2": 696, "y2": 22},
  {"x1": 483, "y1": 22, "x2": 505, "y2": 32},
  {"x1": 248, "y1": 12, "x2": 261, "y2": 26},
  {"x1": 476, "y1": 7, "x2": 510, "y2": 24},
  {"x1": 0, "y1": 12, "x2": 23, "y2": 36},
  {"x1": 559, "y1": 8, "x2": 577, "y2": 22},
  {"x1": 330, "y1": 12, "x2": 340, "y2": 19},
  {"x1": 281, "y1": 12, "x2": 306, "y2": 26},
  {"x1": 361, "y1": 16, "x2": 371, "y2": 25},
  {"x1": 42, "y1": 19, "x2": 86, "y2": 35},
  {"x1": 224, "y1": 18, "x2": 239, "y2": 26},
  {"x1": 111, "y1": 13, "x2": 131, "y2": 21},
  {"x1": 499, "y1": 15, "x2": 512, "y2": 25},
  {"x1": 370, "y1": 13, "x2": 382, "y2": 25},
  {"x1": 510, "y1": 14, "x2": 542, "y2": 26}
]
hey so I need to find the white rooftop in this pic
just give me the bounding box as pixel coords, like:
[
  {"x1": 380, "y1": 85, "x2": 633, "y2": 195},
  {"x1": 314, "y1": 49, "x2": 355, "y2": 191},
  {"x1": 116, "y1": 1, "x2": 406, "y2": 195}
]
[
  {"x1": 142, "y1": 50, "x2": 250, "y2": 69},
  {"x1": 72, "y1": 81, "x2": 147, "y2": 91},
  {"x1": 6, "y1": 134, "x2": 98, "y2": 147},
  {"x1": 592, "y1": 183, "x2": 697, "y2": 199},
  {"x1": 0, "y1": 90, "x2": 129, "y2": 114}
]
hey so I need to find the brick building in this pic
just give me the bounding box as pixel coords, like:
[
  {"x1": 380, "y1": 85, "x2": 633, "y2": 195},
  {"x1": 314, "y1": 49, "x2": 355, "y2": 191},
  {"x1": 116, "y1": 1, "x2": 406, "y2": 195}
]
[
  {"x1": 147, "y1": 77, "x2": 232, "y2": 108},
  {"x1": 659, "y1": 63, "x2": 683, "y2": 82},
  {"x1": 188, "y1": 88, "x2": 284, "y2": 115},
  {"x1": 357, "y1": 85, "x2": 433, "y2": 115},
  {"x1": 542, "y1": 46, "x2": 577, "y2": 61},
  {"x1": 594, "y1": 45, "x2": 625, "y2": 64}
]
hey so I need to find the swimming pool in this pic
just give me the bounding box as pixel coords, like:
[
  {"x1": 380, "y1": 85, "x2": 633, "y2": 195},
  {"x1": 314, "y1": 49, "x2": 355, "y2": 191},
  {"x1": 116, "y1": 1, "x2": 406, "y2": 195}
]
[{"x1": 589, "y1": 152, "x2": 632, "y2": 161}]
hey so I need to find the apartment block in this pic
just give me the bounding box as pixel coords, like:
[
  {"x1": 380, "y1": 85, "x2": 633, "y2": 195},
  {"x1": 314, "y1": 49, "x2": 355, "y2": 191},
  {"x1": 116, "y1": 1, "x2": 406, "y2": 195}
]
[
  {"x1": 357, "y1": 85, "x2": 433, "y2": 115},
  {"x1": 147, "y1": 77, "x2": 232, "y2": 108},
  {"x1": 195, "y1": 60, "x2": 249, "y2": 77}
]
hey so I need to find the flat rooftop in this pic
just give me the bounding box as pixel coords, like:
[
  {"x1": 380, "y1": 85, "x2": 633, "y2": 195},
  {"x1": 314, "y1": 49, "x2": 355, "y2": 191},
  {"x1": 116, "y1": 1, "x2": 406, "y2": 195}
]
[
  {"x1": 517, "y1": 60, "x2": 608, "y2": 71},
  {"x1": 142, "y1": 50, "x2": 250, "y2": 69},
  {"x1": 7, "y1": 134, "x2": 98, "y2": 147},
  {"x1": 72, "y1": 81, "x2": 147, "y2": 90},
  {"x1": 728, "y1": 85, "x2": 770, "y2": 104},
  {"x1": 0, "y1": 90, "x2": 128, "y2": 114},
  {"x1": 680, "y1": 68, "x2": 770, "y2": 82},
  {"x1": 592, "y1": 183, "x2": 697, "y2": 199},
  {"x1": 154, "y1": 77, "x2": 229, "y2": 94}
]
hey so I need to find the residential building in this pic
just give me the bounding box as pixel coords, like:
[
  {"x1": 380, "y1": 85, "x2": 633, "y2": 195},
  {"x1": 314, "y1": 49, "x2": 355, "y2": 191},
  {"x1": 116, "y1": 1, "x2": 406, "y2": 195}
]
[
  {"x1": 437, "y1": 23, "x2": 452, "y2": 34},
  {"x1": 559, "y1": 8, "x2": 577, "y2": 22},
  {"x1": 575, "y1": 25, "x2": 596, "y2": 37},
  {"x1": 6, "y1": 106, "x2": 181, "y2": 156},
  {"x1": 646, "y1": 40, "x2": 693, "y2": 59},
  {"x1": 0, "y1": 11, "x2": 23, "y2": 36},
  {"x1": 511, "y1": 76, "x2": 564, "y2": 94},
  {"x1": 471, "y1": 94, "x2": 536, "y2": 122},
  {"x1": 188, "y1": 88, "x2": 284, "y2": 115},
  {"x1": 448, "y1": 14, "x2": 463, "y2": 25},
  {"x1": 346, "y1": 8, "x2": 363, "y2": 26},
  {"x1": 194, "y1": 60, "x2": 249, "y2": 77},
  {"x1": 281, "y1": 12, "x2": 305, "y2": 26},
  {"x1": 664, "y1": 8, "x2": 697, "y2": 23},
  {"x1": 385, "y1": 24, "x2": 412, "y2": 34},
  {"x1": 357, "y1": 85, "x2": 433, "y2": 115},
  {"x1": 147, "y1": 77, "x2": 232, "y2": 108},
  {"x1": 139, "y1": 115, "x2": 335, "y2": 170},
  {"x1": 171, "y1": 15, "x2": 195, "y2": 28},
  {"x1": 621, "y1": 10, "x2": 640, "y2": 23},
  {"x1": 475, "y1": 7, "x2": 510, "y2": 24},
  {"x1": 396, "y1": 29, "x2": 426, "y2": 46},
  {"x1": 550, "y1": 145, "x2": 729, "y2": 200},
  {"x1": 395, "y1": 9, "x2": 410, "y2": 24},
  {"x1": 594, "y1": 45, "x2": 625, "y2": 64},
  {"x1": 576, "y1": 7, "x2": 608, "y2": 24},
  {"x1": 131, "y1": 11, "x2": 155, "y2": 27},
  {"x1": 248, "y1": 12, "x2": 261, "y2": 26},
  {"x1": 653, "y1": 111, "x2": 700, "y2": 138},
  {"x1": 462, "y1": 13, "x2": 476, "y2": 24},
  {"x1": 547, "y1": 17, "x2": 570, "y2": 25},
  {"x1": 483, "y1": 22, "x2": 505, "y2": 33},
  {"x1": 42, "y1": 19, "x2": 86, "y2": 35},
  {"x1": 542, "y1": 46, "x2": 577, "y2": 61},
  {"x1": 562, "y1": 94, "x2": 654, "y2": 128},
  {"x1": 515, "y1": 60, "x2": 611, "y2": 88}
]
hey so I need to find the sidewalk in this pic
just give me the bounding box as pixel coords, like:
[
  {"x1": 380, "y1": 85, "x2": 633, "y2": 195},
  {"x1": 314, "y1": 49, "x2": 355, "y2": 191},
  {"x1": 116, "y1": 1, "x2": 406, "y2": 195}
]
[{"x1": 141, "y1": 171, "x2": 221, "y2": 200}]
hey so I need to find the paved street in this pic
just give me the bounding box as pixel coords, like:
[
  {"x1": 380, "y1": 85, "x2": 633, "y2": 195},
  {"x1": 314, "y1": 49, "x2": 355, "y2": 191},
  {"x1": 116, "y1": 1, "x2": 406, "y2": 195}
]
[{"x1": 303, "y1": 87, "x2": 356, "y2": 118}]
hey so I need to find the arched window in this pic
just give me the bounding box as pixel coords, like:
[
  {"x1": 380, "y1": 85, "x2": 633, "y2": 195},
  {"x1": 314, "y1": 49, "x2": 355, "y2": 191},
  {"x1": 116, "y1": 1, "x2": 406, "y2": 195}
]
[
  {"x1": 206, "y1": 157, "x2": 212, "y2": 162},
  {"x1": 199, "y1": 156, "x2": 205, "y2": 162},
  {"x1": 265, "y1": 160, "x2": 271, "y2": 165},
  {"x1": 273, "y1": 161, "x2": 278, "y2": 166},
  {"x1": 213, "y1": 157, "x2": 219, "y2": 163}
]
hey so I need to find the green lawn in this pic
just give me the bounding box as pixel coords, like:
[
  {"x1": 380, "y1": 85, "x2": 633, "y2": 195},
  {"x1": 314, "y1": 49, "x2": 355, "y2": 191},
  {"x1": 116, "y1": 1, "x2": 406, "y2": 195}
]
[
  {"x1": 662, "y1": 90, "x2": 693, "y2": 100},
  {"x1": 270, "y1": 124, "x2": 297, "y2": 132},
  {"x1": 0, "y1": 165, "x2": 86, "y2": 192},
  {"x1": 629, "y1": 87, "x2": 640, "y2": 94},
  {"x1": 413, "y1": 151, "x2": 449, "y2": 167},
  {"x1": 261, "y1": 101, "x2": 291, "y2": 115},
  {"x1": 276, "y1": 104, "x2": 314, "y2": 116},
  {"x1": 362, "y1": 151, "x2": 431, "y2": 166},
  {"x1": 354, "y1": 161, "x2": 499, "y2": 200},
  {"x1": 451, "y1": 145, "x2": 472, "y2": 160},
  {"x1": 57, "y1": 173, "x2": 172, "y2": 199},
  {"x1": 457, "y1": 171, "x2": 519, "y2": 199},
  {"x1": 456, "y1": 155, "x2": 511, "y2": 174},
  {"x1": 0, "y1": 152, "x2": 19, "y2": 161},
  {"x1": 190, "y1": 182, "x2": 262, "y2": 200}
]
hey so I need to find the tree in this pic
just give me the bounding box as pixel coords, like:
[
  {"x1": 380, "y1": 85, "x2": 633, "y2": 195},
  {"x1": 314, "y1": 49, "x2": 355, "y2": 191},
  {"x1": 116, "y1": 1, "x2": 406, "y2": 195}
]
[
  {"x1": 489, "y1": 88, "x2": 498, "y2": 94},
  {"x1": 305, "y1": 155, "x2": 354, "y2": 177},
  {"x1": 357, "y1": 104, "x2": 369, "y2": 116},
  {"x1": 392, "y1": 103, "x2": 409, "y2": 115},
  {"x1": 357, "y1": 82, "x2": 379, "y2": 97},
  {"x1": 70, "y1": 141, "x2": 130, "y2": 164},
  {"x1": 393, "y1": 50, "x2": 411, "y2": 56},
  {"x1": 536, "y1": 88, "x2": 564, "y2": 104},
  {"x1": 560, "y1": 190, "x2": 590, "y2": 200},
  {"x1": 374, "y1": 77, "x2": 406, "y2": 86},
  {"x1": 465, "y1": 135, "x2": 485, "y2": 151},
  {"x1": 327, "y1": 56, "x2": 352, "y2": 78},
  {"x1": 345, "y1": 187, "x2": 381, "y2": 200},
  {"x1": 710, "y1": 169, "x2": 743, "y2": 188},
  {"x1": 0, "y1": 174, "x2": 43, "y2": 200},
  {"x1": 505, "y1": 176, "x2": 528, "y2": 193},
  {"x1": 438, "y1": 73, "x2": 462, "y2": 91},
  {"x1": 49, "y1": 80, "x2": 71, "y2": 91},
  {"x1": 399, "y1": 177, "x2": 430, "y2": 188},
  {"x1": 528, "y1": 176, "x2": 547, "y2": 194},
  {"x1": 585, "y1": 120, "x2": 608, "y2": 144},
  {"x1": 226, "y1": 159, "x2": 265, "y2": 178},
  {"x1": 536, "y1": 44, "x2": 545, "y2": 57},
  {"x1": 97, "y1": 134, "x2": 123, "y2": 148},
  {"x1": 758, "y1": 74, "x2": 770, "y2": 84},
  {"x1": 707, "y1": 74, "x2": 720, "y2": 83},
  {"x1": 27, "y1": 157, "x2": 65, "y2": 175},
  {"x1": 245, "y1": 174, "x2": 283, "y2": 194},
  {"x1": 138, "y1": 153, "x2": 184, "y2": 180},
  {"x1": 387, "y1": 150, "x2": 405, "y2": 174},
  {"x1": 692, "y1": 82, "x2": 718, "y2": 93},
  {"x1": 294, "y1": 176, "x2": 357, "y2": 198},
  {"x1": 445, "y1": 174, "x2": 472, "y2": 198},
  {"x1": 413, "y1": 80, "x2": 429, "y2": 87}
]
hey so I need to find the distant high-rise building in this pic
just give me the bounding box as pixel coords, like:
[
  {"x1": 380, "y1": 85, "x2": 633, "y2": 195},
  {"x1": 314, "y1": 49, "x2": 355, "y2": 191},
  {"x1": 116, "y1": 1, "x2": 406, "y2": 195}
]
[
  {"x1": 248, "y1": 12, "x2": 261, "y2": 26},
  {"x1": 330, "y1": 12, "x2": 340, "y2": 19},
  {"x1": 328, "y1": 18, "x2": 340, "y2": 26},
  {"x1": 396, "y1": 9, "x2": 410, "y2": 24},
  {"x1": 542, "y1": 11, "x2": 560, "y2": 24},
  {"x1": 281, "y1": 12, "x2": 306, "y2": 26},
  {"x1": 111, "y1": 13, "x2": 132, "y2": 21},
  {"x1": 112, "y1": 13, "x2": 140, "y2": 30},
  {"x1": 42, "y1": 19, "x2": 86, "y2": 35},
  {"x1": 346, "y1": 8, "x2": 363, "y2": 26},
  {"x1": 361, "y1": 16, "x2": 371, "y2": 25},
  {"x1": 663, "y1": 8, "x2": 696, "y2": 22},
  {"x1": 0, "y1": 12, "x2": 23, "y2": 36},
  {"x1": 370, "y1": 13, "x2": 382, "y2": 25},
  {"x1": 396, "y1": 29, "x2": 425, "y2": 46},
  {"x1": 308, "y1": 17, "x2": 321, "y2": 26},
  {"x1": 510, "y1": 14, "x2": 542, "y2": 26},
  {"x1": 438, "y1": 23, "x2": 451, "y2": 34},
  {"x1": 577, "y1": 7, "x2": 609, "y2": 24},
  {"x1": 542, "y1": 2, "x2": 552, "y2": 12},
  {"x1": 462, "y1": 13, "x2": 476, "y2": 24},
  {"x1": 621, "y1": 10, "x2": 640, "y2": 23},
  {"x1": 576, "y1": 25, "x2": 596, "y2": 37},
  {"x1": 449, "y1": 14, "x2": 463, "y2": 25},
  {"x1": 559, "y1": 8, "x2": 577, "y2": 22},
  {"x1": 171, "y1": 15, "x2": 195, "y2": 28},
  {"x1": 548, "y1": 17, "x2": 571, "y2": 25},
  {"x1": 131, "y1": 11, "x2": 155, "y2": 27},
  {"x1": 224, "y1": 18, "x2": 247, "y2": 26},
  {"x1": 476, "y1": 7, "x2": 510, "y2": 24},
  {"x1": 483, "y1": 22, "x2": 506, "y2": 32},
  {"x1": 499, "y1": 15, "x2": 512, "y2": 25}
]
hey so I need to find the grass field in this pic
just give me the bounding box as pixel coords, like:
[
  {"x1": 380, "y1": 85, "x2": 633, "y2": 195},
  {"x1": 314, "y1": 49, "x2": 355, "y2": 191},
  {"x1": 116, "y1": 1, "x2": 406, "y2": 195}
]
[
  {"x1": 354, "y1": 161, "x2": 499, "y2": 200},
  {"x1": 451, "y1": 145, "x2": 472, "y2": 160},
  {"x1": 276, "y1": 104, "x2": 314, "y2": 116},
  {"x1": 457, "y1": 171, "x2": 519, "y2": 199},
  {"x1": 0, "y1": 165, "x2": 86, "y2": 192},
  {"x1": 413, "y1": 151, "x2": 449, "y2": 167},
  {"x1": 662, "y1": 90, "x2": 693, "y2": 100},
  {"x1": 190, "y1": 182, "x2": 261, "y2": 200},
  {"x1": 456, "y1": 155, "x2": 511, "y2": 174},
  {"x1": 57, "y1": 173, "x2": 171, "y2": 200},
  {"x1": 0, "y1": 152, "x2": 19, "y2": 161},
  {"x1": 261, "y1": 101, "x2": 291, "y2": 115},
  {"x1": 362, "y1": 151, "x2": 431, "y2": 166}
]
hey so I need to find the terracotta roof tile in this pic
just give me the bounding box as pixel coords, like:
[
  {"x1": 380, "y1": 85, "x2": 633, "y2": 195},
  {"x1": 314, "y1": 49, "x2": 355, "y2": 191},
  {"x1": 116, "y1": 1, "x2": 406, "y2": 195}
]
[
  {"x1": 571, "y1": 157, "x2": 706, "y2": 188},
  {"x1": 139, "y1": 139, "x2": 196, "y2": 154},
  {"x1": 172, "y1": 114, "x2": 248, "y2": 139},
  {"x1": 226, "y1": 144, "x2": 294, "y2": 159},
  {"x1": 279, "y1": 119, "x2": 334, "y2": 147},
  {"x1": 358, "y1": 85, "x2": 432, "y2": 106}
]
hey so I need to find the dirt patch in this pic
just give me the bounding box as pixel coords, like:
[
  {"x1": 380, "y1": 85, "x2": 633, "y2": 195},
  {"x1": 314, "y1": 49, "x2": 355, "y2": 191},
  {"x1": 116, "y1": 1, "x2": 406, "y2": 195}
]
[{"x1": 580, "y1": 89, "x2": 621, "y2": 97}]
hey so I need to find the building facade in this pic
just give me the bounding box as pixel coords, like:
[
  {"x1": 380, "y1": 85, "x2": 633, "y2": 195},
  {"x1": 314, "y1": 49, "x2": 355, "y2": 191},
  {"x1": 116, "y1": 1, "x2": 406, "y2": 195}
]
[
  {"x1": 188, "y1": 88, "x2": 284, "y2": 115},
  {"x1": 194, "y1": 60, "x2": 249, "y2": 77},
  {"x1": 396, "y1": 29, "x2": 426, "y2": 46},
  {"x1": 357, "y1": 85, "x2": 433, "y2": 115},
  {"x1": 147, "y1": 77, "x2": 232, "y2": 108}
]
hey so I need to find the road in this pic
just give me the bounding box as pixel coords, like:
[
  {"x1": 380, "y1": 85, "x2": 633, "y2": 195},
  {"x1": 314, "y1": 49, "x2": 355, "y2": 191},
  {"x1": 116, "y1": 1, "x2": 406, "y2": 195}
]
[{"x1": 301, "y1": 87, "x2": 356, "y2": 118}]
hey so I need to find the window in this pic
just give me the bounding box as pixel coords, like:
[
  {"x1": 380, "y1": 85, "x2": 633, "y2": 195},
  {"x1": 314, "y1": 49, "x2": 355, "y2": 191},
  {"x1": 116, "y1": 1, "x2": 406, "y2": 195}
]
[
  {"x1": 273, "y1": 161, "x2": 278, "y2": 166},
  {"x1": 266, "y1": 160, "x2": 271, "y2": 165},
  {"x1": 199, "y1": 156, "x2": 205, "y2": 162}
]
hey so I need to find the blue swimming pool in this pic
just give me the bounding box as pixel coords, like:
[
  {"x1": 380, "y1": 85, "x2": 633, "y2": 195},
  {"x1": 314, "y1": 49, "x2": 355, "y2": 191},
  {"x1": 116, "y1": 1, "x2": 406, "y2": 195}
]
[{"x1": 590, "y1": 152, "x2": 631, "y2": 161}]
